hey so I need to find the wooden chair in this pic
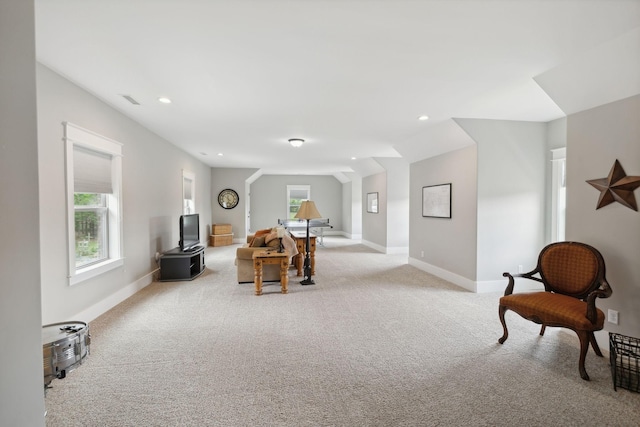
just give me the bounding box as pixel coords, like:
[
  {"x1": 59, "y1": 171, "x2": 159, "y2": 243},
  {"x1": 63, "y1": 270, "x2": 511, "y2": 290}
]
[{"x1": 498, "y1": 241, "x2": 612, "y2": 380}]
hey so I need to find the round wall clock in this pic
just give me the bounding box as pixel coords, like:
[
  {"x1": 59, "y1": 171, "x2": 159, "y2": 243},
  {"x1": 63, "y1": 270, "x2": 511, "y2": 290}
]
[{"x1": 218, "y1": 188, "x2": 239, "y2": 209}]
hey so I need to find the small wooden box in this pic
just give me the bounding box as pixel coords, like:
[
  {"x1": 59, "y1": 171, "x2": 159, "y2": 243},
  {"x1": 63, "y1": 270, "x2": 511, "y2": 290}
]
[
  {"x1": 212, "y1": 224, "x2": 232, "y2": 235},
  {"x1": 210, "y1": 233, "x2": 233, "y2": 246}
]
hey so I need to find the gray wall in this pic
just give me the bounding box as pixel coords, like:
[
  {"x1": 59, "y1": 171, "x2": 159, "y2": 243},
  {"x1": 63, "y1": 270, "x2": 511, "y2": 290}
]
[
  {"x1": 566, "y1": 95, "x2": 640, "y2": 338},
  {"x1": 0, "y1": 1, "x2": 46, "y2": 424},
  {"x1": 211, "y1": 167, "x2": 259, "y2": 240},
  {"x1": 250, "y1": 175, "x2": 343, "y2": 232},
  {"x1": 377, "y1": 158, "x2": 410, "y2": 251},
  {"x1": 362, "y1": 172, "x2": 388, "y2": 249},
  {"x1": 457, "y1": 119, "x2": 547, "y2": 283},
  {"x1": 409, "y1": 146, "x2": 478, "y2": 281},
  {"x1": 341, "y1": 173, "x2": 363, "y2": 238},
  {"x1": 37, "y1": 64, "x2": 212, "y2": 324}
]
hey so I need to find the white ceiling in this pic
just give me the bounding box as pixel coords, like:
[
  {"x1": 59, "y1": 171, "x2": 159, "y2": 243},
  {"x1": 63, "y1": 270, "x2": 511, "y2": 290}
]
[{"x1": 34, "y1": 1, "x2": 640, "y2": 177}]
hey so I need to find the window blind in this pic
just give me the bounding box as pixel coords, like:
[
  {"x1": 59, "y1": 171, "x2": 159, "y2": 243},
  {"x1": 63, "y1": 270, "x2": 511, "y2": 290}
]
[{"x1": 73, "y1": 145, "x2": 113, "y2": 194}]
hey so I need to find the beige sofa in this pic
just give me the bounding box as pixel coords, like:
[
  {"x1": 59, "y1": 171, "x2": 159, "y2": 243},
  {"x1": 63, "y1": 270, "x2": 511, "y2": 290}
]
[{"x1": 235, "y1": 230, "x2": 298, "y2": 283}]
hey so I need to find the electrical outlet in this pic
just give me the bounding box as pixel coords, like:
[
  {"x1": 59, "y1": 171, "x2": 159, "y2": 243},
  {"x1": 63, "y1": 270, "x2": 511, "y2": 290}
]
[
  {"x1": 518, "y1": 265, "x2": 523, "y2": 273},
  {"x1": 420, "y1": 251, "x2": 424, "y2": 258},
  {"x1": 608, "y1": 309, "x2": 619, "y2": 325}
]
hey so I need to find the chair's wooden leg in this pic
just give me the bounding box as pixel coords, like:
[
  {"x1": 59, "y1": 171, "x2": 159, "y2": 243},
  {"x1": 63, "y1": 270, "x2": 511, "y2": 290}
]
[
  {"x1": 589, "y1": 331, "x2": 603, "y2": 357},
  {"x1": 498, "y1": 305, "x2": 509, "y2": 344},
  {"x1": 540, "y1": 325, "x2": 546, "y2": 336},
  {"x1": 576, "y1": 330, "x2": 590, "y2": 381}
]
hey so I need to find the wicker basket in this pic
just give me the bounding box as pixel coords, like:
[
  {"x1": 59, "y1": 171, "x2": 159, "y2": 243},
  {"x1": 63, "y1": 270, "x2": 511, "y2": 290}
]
[{"x1": 610, "y1": 332, "x2": 640, "y2": 393}]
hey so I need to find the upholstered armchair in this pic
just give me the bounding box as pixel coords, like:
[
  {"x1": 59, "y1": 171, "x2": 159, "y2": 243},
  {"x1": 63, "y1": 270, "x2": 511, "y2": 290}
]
[{"x1": 498, "y1": 241, "x2": 612, "y2": 380}]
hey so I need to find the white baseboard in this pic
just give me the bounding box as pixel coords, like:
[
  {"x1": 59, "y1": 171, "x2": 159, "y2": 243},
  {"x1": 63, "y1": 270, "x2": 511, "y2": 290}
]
[
  {"x1": 361, "y1": 239, "x2": 386, "y2": 253},
  {"x1": 408, "y1": 257, "x2": 476, "y2": 292},
  {"x1": 408, "y1": 257, "x2": 548, "y2": 293},
  {"x1": 360, "y1": 239, "x2": 408, "y2": 255},
  {"x1": 339, "y1": 231, "x2": 362, "y2": 240},
  {"x1": 72, "y1": 269, "x2": 157, "y2": 323}
]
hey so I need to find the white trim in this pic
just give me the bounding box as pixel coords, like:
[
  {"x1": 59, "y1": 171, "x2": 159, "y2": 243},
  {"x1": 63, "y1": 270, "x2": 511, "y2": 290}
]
[
  {"x1": 64, "y1": 121, "x2": 123, "y2": 156},
  {"x1": 361, "y1": 239, "x2": 407, "y2": 255},
  {"x1": 551, "y1": 147, "x2": 566, "y2": 160},
  {"x1": 340, "y1": 231, "x2": 362, "y2": 240},
  {"x1": 64, "y1": 122, "x2": 124, "y2": 285},
  {"x1": 71, "y1": 269, "x2": 157, "y2": 322},
  {"x1": 70, "y1": 257, "x2": 124, "y2": 286},
  {"x1": 550, "y1": 148, "x2": 567, "y2": 243},
  {"x1": 408, "y1": 257, "x2": 476, "y2": 291},
  {"x1": 361, "y1": 239, "x2": 386, "y2": 253},
  {"x1": 286, "y1": 184, "x2": 310, "y2": 218},
  {"x1": 408, "y1": 257, "x2": 547, "y2": 293}
]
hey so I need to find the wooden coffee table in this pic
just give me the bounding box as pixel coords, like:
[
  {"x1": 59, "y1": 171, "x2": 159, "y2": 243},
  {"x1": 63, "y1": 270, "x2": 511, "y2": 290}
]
[{"x1": 252, "y1": 250, "x2": 289, "y2": 296}]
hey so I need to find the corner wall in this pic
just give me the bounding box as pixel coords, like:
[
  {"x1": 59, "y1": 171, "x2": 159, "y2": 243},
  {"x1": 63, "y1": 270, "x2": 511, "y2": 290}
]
[
  {"x1": 362, "y1": 172, "x2": 387, "y2": 250},
  {"x1": 0, "y1": 2, "x2": 46, "y2": 424},
  {"x1": 211, "y1": 167, "x2": 259, "y2": 241},
  {"x1": 457, "y1": 119, "x2": 547, "y2": 287},
  {"x1": 408, "y1": 145, "x2": 478, "y2": 286},
  {"x1": 37, "y1": 64, "x2": 212, "y2": 324},
  {"x1": 249, "y1": 175, "x2": 343, "y2": 232},
  {"x1": 566, "y1": 94, "x2": 640, "y2": 338}
]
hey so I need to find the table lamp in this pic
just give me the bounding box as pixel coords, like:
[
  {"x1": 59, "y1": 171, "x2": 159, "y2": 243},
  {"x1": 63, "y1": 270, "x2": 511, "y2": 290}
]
[
  {"x1": 294, "y1": 200, "x2": 322, "y2": 285},
  {"x1": 276, "y1": 226, "x2": 286, "y2": 253}
]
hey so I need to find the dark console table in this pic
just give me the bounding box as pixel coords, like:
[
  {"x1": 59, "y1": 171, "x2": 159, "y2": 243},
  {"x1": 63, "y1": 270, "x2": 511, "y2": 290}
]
[{"x1": 158, "y1": 246, "x2": 205, "y2": 281}]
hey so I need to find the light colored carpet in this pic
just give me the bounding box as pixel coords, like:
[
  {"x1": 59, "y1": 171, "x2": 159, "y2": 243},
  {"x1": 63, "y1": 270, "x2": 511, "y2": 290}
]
[{"x1": 44, "y1": 237, "x2": 639, "y2": 426}]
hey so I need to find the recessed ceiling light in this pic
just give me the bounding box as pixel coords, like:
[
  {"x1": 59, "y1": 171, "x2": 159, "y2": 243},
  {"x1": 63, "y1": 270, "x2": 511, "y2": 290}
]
[
  {"x1": 351, "y1": 157, "x2": 357, "y2": 160},
  {"x1": 217, "y1": 153, "x2": 223, "y2": 156},
  {"x1": 158, "y1": 97, "x2": 172, "y2": 104},
  {"x1": 418, "y1": 115, "x2": 429, "y2": 121},
  {"x1": 288, "y1": 138, "x2": 304, "y2": 148}
]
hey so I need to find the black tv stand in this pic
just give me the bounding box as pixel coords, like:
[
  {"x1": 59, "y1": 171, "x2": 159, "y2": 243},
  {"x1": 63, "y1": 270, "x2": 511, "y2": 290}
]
[{"x1": 158, "y1": 246, "x2": 205, "y2": 281}]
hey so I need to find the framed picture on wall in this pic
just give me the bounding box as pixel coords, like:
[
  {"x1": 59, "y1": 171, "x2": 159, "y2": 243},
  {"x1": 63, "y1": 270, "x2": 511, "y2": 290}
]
[
  {"x1": 422, "y1": 183, "x2": 451, "y2": 218},
  {"x1": 367, "y1": 192, "x2": 379, "y2": 213}
]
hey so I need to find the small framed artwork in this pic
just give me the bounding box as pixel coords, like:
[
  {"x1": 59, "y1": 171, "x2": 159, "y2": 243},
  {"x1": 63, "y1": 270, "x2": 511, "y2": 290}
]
[
  {"x1": 367, "y1": 192, "x2": 379, "y2": 213},
  {"x1": 422, "y1": 183, "x2": 451, "y2": 218}
]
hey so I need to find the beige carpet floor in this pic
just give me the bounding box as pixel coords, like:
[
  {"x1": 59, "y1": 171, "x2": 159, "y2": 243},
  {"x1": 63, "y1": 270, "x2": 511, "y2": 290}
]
[{"x1": 44, "y1": 237, "x2": 640, "y2": 426}]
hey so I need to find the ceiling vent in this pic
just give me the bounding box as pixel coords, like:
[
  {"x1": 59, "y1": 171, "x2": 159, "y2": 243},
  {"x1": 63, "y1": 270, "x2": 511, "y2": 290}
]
[{"x1": 121, "y1": 94, "x2": 140, "y2": 105}]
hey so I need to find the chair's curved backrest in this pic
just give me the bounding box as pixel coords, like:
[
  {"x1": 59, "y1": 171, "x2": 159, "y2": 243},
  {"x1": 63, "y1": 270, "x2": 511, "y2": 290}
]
[{"x1": 538, "y1": 242, "x2": 605, "y2": 298}]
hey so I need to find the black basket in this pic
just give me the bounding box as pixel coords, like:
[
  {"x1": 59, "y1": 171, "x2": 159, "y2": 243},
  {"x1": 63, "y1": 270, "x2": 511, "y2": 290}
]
[{"x1": 609, "y1": 332, "x2": 640, "y2": 393}]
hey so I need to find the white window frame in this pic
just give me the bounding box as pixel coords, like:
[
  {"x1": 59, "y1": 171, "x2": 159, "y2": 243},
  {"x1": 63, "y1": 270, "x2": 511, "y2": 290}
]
[
  {"x1": 64, "y1": 122, "x2": 124, "y2": 286},
  {"x1": 287, "y1": 185, "x2": 310, "y2": 219},
  {"x1": 550, "y1": 147, "x2": 566, "y2": 243}
]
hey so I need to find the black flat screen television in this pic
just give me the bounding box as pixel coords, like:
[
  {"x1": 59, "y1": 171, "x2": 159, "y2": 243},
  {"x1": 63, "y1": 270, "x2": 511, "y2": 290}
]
[{"x1": 179, "y1": 213, "x2": 200, "y2": 251}]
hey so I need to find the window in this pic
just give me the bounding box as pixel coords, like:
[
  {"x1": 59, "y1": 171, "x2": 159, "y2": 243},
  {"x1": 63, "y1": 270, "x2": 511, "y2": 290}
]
[
  {"x1": 65, "y1": 122, "x2": 123, "y2": 285},
  {"x1": 550, "y1": 148, "x2": 566, "y2": 242},
  {"x1": 287, "y1": 185, "x2": 310, "y2": 219},
  {"x1": 183, "y1": 170, "x2": 195, "y2": 214}
]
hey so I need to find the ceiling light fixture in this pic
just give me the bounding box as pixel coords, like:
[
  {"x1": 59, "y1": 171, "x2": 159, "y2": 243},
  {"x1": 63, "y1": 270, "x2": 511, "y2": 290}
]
[
  {"x1": 289, "y1": 138, "x2": 304, "y2": 148},
  {"x1": 158, "y1": 97, "x2": 172, "y2": 104},
  {"x1": 418, "y1": 115, "x2": 429, "y2": 121}
]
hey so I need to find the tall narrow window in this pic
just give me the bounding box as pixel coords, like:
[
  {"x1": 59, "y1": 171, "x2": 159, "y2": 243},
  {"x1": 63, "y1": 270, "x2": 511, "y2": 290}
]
[
  {"x1": 65, "y1": 122, "x2": 123, "y2": 285},
  {"x1": 287, "y1": 185, "x2": 310, "y2": 219},
  {"x1": 183, "y1": 170, "x2": 195, "y2": 214},
  {"x1": 550, "y1": 148, "x2": 566, "y2": 242}
]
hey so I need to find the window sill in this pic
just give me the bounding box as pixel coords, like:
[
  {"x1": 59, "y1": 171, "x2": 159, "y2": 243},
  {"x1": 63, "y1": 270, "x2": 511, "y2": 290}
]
[{"x1": 70, "y1": 257, "x2": 124, "y2": 286}]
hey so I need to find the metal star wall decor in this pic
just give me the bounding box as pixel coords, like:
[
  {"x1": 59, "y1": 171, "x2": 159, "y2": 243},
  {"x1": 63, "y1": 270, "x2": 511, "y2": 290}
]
[{"x1": 586, "y1": 159, "x2": 640, "y2": 211}]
